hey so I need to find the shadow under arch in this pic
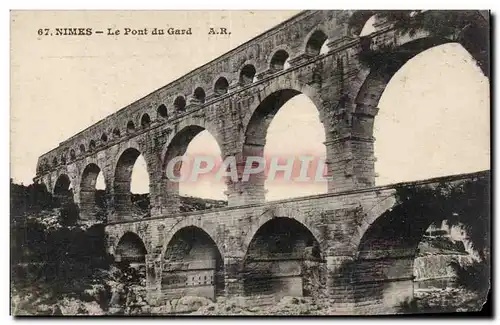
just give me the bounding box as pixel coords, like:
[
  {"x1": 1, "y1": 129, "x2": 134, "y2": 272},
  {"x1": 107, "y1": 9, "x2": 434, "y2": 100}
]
[
  {"x1": 162, "y1": 226, "x2": 224, "y2": 300},
  {"x1": 349, "y1": 202, "x2": 447, "y2": 312},
  {"x1": 53, "y1": 174, "x2": 73, "y2": 205},
  {"x1": 351, "y1": 173, "x2": 490, "y2": 312},
  {"x1": 305, "y1": 29, "x2": 328, "y2": 56},
  {"x1": 242, "y1": 216, "x2": 325, "y2": 300},
  {"x1": 115, "y1": 231, "x2": 148, "y2": 275},
  {"x1": 80, "y1": 163, "x2": 107, "y2": 220},
  {"x1": 113, "y1": 147, "x2": 151, "y2": 220},
  {"x1": 346, "y1": 10, "x2": 378, "y2": 37}
]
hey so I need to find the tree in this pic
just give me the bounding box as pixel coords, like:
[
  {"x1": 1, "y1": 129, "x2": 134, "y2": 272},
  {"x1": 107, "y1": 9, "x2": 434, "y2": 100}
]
[
  {"x1": 394, "y1": 174, "x2": 490, "y2": 261},
  {"x1": 394, "y1": 174, "x2": 490, "y2": 295}
]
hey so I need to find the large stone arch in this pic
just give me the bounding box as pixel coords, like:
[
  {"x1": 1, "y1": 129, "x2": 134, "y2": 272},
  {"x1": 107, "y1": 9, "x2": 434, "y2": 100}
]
[
  {"x1": 350, "y1": 173, "x2": 490, "y2": 254},
  {"x1": 108, "y1": 222, "x2": 153, "y2": 254},
  {"x1": 53, "y1": 173, "x2": 71, "y2": 195},
  {"x1": 346, "y1": 10, "x2": 490, "y2": 74},
  {"x1": 162, "y1": 225, "x2": 225, "y2": 300},
  {"x1": 352, "y1": 36, "x2": 458, "y2": 114},
  {"x1": 346, "y1": 10, "x2": 489, "y2": 113},
  {"x1": 355, "y1": 202, "x2": 436, "y2": 259},
  {"x1": 348, "y1": 193, "x2": 397, "y2": 251},
  {"x1": 347, "y1": 176, "x2": 489, "y2": 313},
  {"x1": 162, "y1": 125, "x2": 215, "y2": 170},
  {"x1": 161, "y1": 119, "x2": 223, "y2": 164},
  {"x1": 53, "y1": 173, "x2": 74, "y2": 208},
  {"x1": 346, "y1": 34, "x2": 489, "y2": 191},
  {"x1": 114, "y1": 231, "x2": 148, "y2": 277},
  {"x1": 242, "y1": 77, "x2": 324, "y2": 135},
  {"x1": 160, "y1": 216, "x2": 224, "y2": 258},
  {"x1": 241, "y1": 206, "x2": 324, "y2": 255},
  {"x1": 114, "y1": 231, "x2": 149, "y2": 259},
  {"x1": 236, "y1": 77, "x2": 328, "y2": 204},
  {"x1": 352, "y1": 35, "x2": 459, "y2": 113},
  {"x1": 159, "y1": 121, "x2": 226, "y2": 211},
  {"x1": 112, "y1": 144, "x2": 152, "y2": 220},
  {"x1": 348, "y1": 200, "x2": 444, "y2": 313},
  {"x1": 242, "y1": 215, "x2": 326, "y2": 299},
  {"x1": 79, "y1": 162, "x2": 107, "y2": 220},
  {"x1": 350, "y1": 25, "x2": 489, "y2": 114}
]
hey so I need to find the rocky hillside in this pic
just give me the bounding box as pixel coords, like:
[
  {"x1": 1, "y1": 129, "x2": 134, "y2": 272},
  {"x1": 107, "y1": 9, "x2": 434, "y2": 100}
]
[{"x1": 130, "y1": 192, "x2": 227, "y2": 213}]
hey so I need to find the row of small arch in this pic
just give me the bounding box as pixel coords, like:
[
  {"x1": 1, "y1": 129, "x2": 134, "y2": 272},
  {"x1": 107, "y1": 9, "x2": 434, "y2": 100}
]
[
  {"x1": 43, "y1": 112, "x2": 153, "y2": 169},
  {"x1": 167, "y1": 29, "x2": 329, "y2": 109},
  {"x1": 41, "y1": 29, "x2": 331, "y2": 171},
  {"x1": 109, "y1": 29, "x2": 329, "y2": 120},
  {"x1": 115, "y1": 217, "x2": 323, "y2": 262}
]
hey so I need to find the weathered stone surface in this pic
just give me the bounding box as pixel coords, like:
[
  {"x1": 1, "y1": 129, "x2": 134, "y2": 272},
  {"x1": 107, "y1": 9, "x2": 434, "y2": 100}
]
[{"x1": 32, "y1": 10, "x2": 489, "y2": 315}]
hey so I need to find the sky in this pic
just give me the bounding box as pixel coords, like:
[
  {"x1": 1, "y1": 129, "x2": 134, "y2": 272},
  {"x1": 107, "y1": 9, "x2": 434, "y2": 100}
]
[{"x1": 11, "y1": 11, "x2": 490, "y2": 201}]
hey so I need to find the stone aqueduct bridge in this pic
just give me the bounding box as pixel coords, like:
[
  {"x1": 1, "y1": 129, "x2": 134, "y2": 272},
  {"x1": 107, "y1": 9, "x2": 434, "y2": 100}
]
[{"x1": 34, "y1": 11, "x2": 488, "y2": 314}]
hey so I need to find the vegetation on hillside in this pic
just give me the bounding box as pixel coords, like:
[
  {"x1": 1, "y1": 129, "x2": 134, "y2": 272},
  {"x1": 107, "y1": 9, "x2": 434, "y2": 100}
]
[
  {"x1": 10, "y1": 181, "x2": 228, "y2": 315},
  {"x1": 394, "y1": 175, "x2": 490, "y2": 313}
]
